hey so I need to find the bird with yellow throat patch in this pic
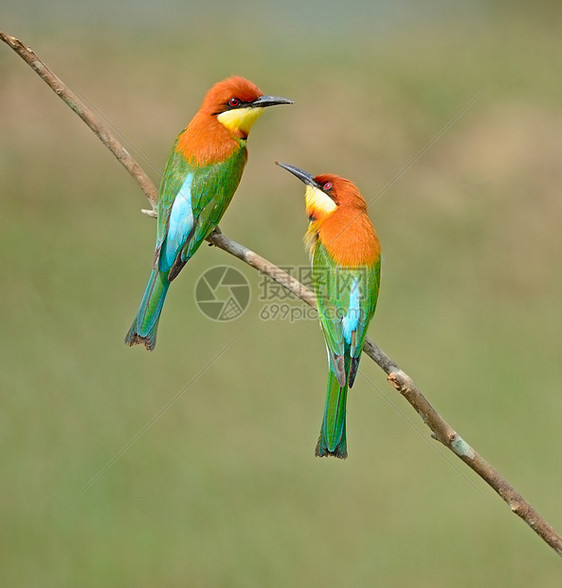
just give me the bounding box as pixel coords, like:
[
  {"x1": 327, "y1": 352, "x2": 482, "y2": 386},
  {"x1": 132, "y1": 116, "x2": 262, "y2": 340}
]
[
  {"x1": 125, "y1": 76, "x2": 292, "y2": 350},
  {"x1": 277, "y1": 162, "x2": 381, "y2": 458}
]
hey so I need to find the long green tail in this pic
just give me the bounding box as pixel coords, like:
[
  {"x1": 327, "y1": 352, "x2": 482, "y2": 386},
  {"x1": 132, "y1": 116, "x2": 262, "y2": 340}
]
[
  {"x1": 315, "y1": 369, "x2": 348, "y2": 459},
  {"x1": 124, "y1": 268, "x2": 170, "y2": 351}
]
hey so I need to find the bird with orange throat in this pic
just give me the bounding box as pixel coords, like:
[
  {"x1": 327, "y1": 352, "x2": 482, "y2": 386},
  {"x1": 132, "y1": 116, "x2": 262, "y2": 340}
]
[
  {"x1": 125, "y1": 76, "x2": 292, "y2": 350},
  {"x1": 277, "y1": 163, "x2": 381, "y2": 458}
]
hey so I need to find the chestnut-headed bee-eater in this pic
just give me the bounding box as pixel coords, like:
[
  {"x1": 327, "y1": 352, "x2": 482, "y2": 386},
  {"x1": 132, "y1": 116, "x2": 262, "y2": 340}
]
[
  {"x1": 277, "y1": 162, "x2": 381, "y2": 459},
  {"x1": 125, "y1": 76, "x2": 292, "y2": 350}
]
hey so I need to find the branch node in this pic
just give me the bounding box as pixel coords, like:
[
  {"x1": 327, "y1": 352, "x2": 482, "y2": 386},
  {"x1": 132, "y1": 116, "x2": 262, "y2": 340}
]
[
  {"x1": 387, "y1": 372, "x2": 402, "y2": 391},
  {"x1": 510, "y1": 501, "x2": 522, "y2": 514},
  {"x1": 449, "y1": 433, "x2": 475, "y2": 459}
]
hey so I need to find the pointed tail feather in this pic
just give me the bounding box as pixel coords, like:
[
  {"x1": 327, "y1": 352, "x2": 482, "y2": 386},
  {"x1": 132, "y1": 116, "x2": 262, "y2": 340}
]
[
  {"x1": 124, "y1": 269, "x2": 170, "y2": 351},
  {"x1": 315, "y1": 369, "x2": 348, "y2": 459}
]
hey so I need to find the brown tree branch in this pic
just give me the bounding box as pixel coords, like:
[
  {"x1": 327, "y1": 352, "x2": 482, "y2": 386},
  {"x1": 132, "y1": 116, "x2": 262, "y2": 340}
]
[{"x1": 3, "y1": 30, "x2": 561, "y2": 557}]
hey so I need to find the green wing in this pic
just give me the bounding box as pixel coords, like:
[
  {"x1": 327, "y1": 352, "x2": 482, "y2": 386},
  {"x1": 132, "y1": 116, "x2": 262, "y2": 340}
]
[
  {"x1": 180, "y1": 150, "x2": 247, "y2": 263},
  {"x1": 312, "y1": 241, "x2": 380, "y2": 387},
  {"x1": 153, "y1": 133, "x2": 247, "y2": 278},
  {"x1": 155, "y1": 135, "x2": 191, "y2": 254}
]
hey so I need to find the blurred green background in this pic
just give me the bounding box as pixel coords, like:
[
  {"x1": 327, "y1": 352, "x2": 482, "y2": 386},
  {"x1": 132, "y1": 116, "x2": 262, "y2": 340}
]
[{"x1": 2, "y1": 1, "x2": 562, "y2": 585}]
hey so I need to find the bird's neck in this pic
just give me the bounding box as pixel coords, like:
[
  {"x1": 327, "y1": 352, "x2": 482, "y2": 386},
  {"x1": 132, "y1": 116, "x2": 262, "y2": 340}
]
[
  {"x1": 176, "y1": 111, "x2": 244, "y2": 166},
  {"x1": 312, "y1": 209, "x2": 380, "y2": 266}
]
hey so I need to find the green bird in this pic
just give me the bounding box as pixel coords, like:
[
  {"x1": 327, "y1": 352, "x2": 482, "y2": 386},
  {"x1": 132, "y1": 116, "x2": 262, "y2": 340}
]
[
  {"x1": 125, "y1": 76, "x2": 292, "y2": 350},
  {"x1": 277, "y1": 163, "x2": 382, "y2": 458}
]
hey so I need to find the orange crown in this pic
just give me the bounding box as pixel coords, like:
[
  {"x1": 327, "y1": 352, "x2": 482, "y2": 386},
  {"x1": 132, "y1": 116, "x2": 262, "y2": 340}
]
[{"x1": 176, "y1": 76, "x2": 263, "y2": 165}]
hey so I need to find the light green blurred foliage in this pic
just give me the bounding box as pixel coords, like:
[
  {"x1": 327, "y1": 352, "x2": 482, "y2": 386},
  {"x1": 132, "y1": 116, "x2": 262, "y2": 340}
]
[{"x1": 1, "y1": 2, "x2": 562, "y2": 586}]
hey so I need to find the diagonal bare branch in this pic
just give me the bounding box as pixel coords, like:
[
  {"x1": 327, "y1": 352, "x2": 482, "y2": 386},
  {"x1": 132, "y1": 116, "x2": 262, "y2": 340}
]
[
  {"x1": 2, "y1": 30, "x2": 561, "y2": 557},
  {"x1": 0, "y1": 32, "x2": 159, "y2": 210}
]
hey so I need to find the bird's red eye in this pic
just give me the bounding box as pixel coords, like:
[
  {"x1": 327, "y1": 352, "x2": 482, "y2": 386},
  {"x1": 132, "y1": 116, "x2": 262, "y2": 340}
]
[
  {"x1": 228, "y1": 97, "x2": 240, "y2": 107},
  {"x1": 323, "y1": 182, "x2": 333, "y2": 191}
]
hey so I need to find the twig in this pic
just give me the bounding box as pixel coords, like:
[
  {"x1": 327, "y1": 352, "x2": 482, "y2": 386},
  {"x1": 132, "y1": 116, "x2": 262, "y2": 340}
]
[
  {"x1": 0, "y1": 32, "x2": 159, "y2": 210},
  {"x1": 3, "y1": 30, "x2": 561, "y2": 557}
]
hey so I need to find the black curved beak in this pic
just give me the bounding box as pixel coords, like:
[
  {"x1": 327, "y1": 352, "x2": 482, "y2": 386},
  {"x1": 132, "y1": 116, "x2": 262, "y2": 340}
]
[
  {"x1": 251, "y1": 95, "x2": 293, "y2": 108},
  {"x1": 276, "y1": 162, "x2": 317, "y2": 187}
]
